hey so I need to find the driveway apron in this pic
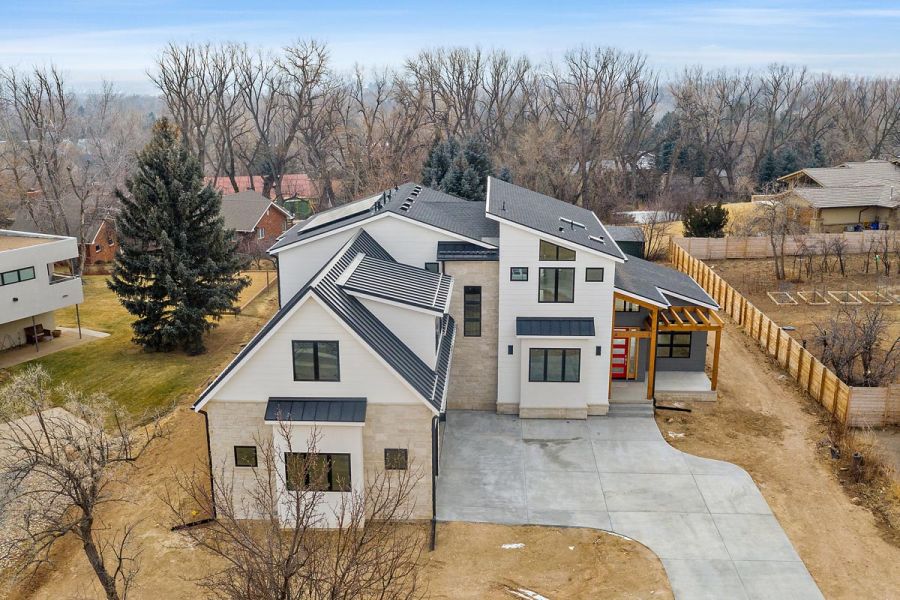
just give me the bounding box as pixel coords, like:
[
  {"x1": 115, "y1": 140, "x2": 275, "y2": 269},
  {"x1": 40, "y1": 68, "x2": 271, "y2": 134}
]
[{"x1": 436, "y1": 411, "x2": 824, "y2": 600}]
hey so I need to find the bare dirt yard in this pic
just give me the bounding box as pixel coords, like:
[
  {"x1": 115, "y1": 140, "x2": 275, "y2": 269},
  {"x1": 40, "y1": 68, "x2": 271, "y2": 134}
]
[
  {"x1": 5, "y1": 405, "x2": 672, "y2": 599},
  {"x1": 657, "y1": 323, "x2": 900, "y2": 600},
  {"x1": 707, "y1": 254, "x2": 899, "y2": 347}
]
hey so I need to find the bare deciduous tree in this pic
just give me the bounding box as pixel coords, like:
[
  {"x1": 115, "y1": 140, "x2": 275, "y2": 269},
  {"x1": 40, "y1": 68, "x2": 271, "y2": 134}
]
[
  {"x1": 0, "y1": 366, "x2": 166, "y2": 600},
  {"x1": 166, "y1": 423, "x2": 424, "y2": 600},
  {"x1": 753, "y1": 194, "x2": 807, "y2": 280},
  {"x1": 815, "y1": 306, "x2": 899, "y2": 387}
]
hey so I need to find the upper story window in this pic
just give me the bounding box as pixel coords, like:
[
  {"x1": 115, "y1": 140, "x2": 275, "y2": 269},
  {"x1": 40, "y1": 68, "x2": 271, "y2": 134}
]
[
  {"x1": 538, "y1": 268, "x2": 574, "y2": 303},
  {"x1": 1, "y1": 266, "x2": 36, "y2": 286},
  {"x1": 292, "y1": 341, "x2": 340, "y2": 381},
  {"x1": 585, "y1": 268, "x2": 604, "y2": 282},
  {"x1": 510, "y1": 267, "x2": 528, "y2": 281},
  {"x1": 424, "y1": 262, "x2": 440, "y2": 274},
  {"x1": 614, "y1": 298, "x2": 641, "y2": 312},
  {"x1": 464, "y1": 286, "x2": 482, "y2": 337},
  {"x1": 257, "y1": 228, "x2": 266, "y2": 240},
  {"x1": 539, "y1": 240, "x2": 576, "y2": 261}
]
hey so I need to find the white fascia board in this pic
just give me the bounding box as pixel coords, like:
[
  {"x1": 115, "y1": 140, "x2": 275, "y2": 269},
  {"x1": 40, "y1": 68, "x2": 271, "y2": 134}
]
[
  {"x1": 268, "y1": 212, "x2": 393, "y2": 255},
  {"x1": 193, "y1": 290, "x2": 316, "y2": 410},
  {"x1": 345, "y1": 288, "x2": 445, "y2": 317},
  {"x1": 659, "y1": 288, "x2": 719, "y2": 311},
  {"x1": 311, "y1": 294, "x2": 440, "y2": 416},
  {"x1": 386, "y1": 212, "x2": 497, "y2": 248},
  {"x1": 485, "y1": 212, "x2": 626, "y2": 264},
  {"x1": 613, "y1": 286, "x2": 669, "y2": 309}
]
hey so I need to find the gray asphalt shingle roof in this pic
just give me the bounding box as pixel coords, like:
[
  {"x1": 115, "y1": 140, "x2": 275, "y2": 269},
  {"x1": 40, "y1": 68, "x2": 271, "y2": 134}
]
[
  {"x1": 264, "y1": 398, "x2": 367, "y2": 422},
  {"x1": 270, "y1": 183, "x2": 499, "y2": 253},
  {"x1": 615, "y1": 256, "x2": 717, "y2": 308},
  {"x1": 195, "y1": 229, "x2": 455, "y2": 412},
  {"x1": 516, "y1": 317, "x2": 596, "y2": 337},
  {"x1": 793, "y1": 186, "x2": 898, "y2": 209},
  {"x1": 341, "y1": 255, "x2": 453, "y2": 313},
  {"x1": 436, "y1": 241, "x2": 500, "y2": 261},
  {"x1": 486, "y1": 177, "x2": 625, "y2": 261},
  {"x1": 605, "y1": 225, "x2": 645, "y2": 243},
  {"x1": 220, "y1": 190, "x2": 286, "y2": 231}
]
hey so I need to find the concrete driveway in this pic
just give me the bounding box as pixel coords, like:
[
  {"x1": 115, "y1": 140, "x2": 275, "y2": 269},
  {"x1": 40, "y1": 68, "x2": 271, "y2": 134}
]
[{"x1": 436, "y1": 411, "x2": 824, "y2": 600}]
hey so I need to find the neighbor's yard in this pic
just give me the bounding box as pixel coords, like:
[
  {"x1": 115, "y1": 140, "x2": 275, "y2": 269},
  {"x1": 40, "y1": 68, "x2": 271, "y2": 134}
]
[{"x1": 0, "y1": 273, "x2": 277, "y2": 415}]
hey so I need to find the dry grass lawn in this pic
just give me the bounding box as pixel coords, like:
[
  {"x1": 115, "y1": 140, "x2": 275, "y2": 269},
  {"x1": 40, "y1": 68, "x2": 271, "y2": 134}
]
[
  {"x1": 657, "y1": 323, "x2": 900, "y2": 600},
  {"x1": 0, "y1": 275, "x2": 278, "y2": 415}
]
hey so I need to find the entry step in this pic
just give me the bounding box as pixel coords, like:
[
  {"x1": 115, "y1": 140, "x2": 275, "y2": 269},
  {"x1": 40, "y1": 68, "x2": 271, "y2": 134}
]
[{"x1": 606, "y1": 403, "x2": 655, "y2": 417}]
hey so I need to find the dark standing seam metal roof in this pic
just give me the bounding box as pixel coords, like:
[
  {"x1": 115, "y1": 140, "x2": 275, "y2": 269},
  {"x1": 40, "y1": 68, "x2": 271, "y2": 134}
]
[
  {"x1": 436, "y1": 241, "x2": 500, "y2": 261},
  {"x1": 516, "y1": 317, "x2": 596, "y2": 337},
  {"x1": 195, "y1": 229, "x2": 455, "y2": 412},
  {"x1": 486, "y1": 177, "x2": 626, "y2": 261},
  {"x1": 614, "y1": 255, "x2": 717, "y2": 308},
  {"x1": 270, "y1": 183, "x2": 499, "y2": 253},
  {"x1": 265, "y1": 398, "x2": 367, "y2": 422},
  {"x1": 341, "y1": 255, "x2": 452, "y2": 313}
]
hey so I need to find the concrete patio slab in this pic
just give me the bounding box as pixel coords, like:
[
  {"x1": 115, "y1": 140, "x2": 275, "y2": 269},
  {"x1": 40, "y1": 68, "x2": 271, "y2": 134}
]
[
  {"x1": 662, "y1": 559, "x2": 749, "y2": 600},
  {"x1": 435, "y1": 410, "x2": 824, "y2": 600}
]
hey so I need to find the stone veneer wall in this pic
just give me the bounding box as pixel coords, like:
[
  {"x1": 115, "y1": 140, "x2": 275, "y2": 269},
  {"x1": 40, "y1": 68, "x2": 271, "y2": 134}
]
[
  {"x1": 203, "y1": 400, "x2": 434, "y2": 521},
  {"x1": 442, "y1": 260, "x2": 499, "y2": 411}
]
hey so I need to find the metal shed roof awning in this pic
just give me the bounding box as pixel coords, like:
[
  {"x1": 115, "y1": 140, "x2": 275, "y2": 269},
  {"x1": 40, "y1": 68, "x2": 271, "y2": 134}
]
[
  {"x1": 265, "y1": 398, "x2": 367, "y2": 423},
  {"x1": 516, "y1": 317, "x2": 595, "y2": 337}
]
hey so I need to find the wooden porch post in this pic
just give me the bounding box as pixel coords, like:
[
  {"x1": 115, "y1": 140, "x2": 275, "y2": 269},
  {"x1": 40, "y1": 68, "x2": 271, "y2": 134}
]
[
  {"x1": 647, "y1": 307, "x2": 659, "y2": 400},
  {"x1": 711, "y1": 327, "x2": 722, "y2": 391}
]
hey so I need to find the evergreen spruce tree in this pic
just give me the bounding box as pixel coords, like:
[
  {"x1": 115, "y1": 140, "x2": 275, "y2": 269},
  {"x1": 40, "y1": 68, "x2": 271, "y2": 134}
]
[
  {"x1": 776, "y1": 148, "x2": 799, "y2": 179},
  {"x1": 420, "y1": 135, "x2": 493, "y2": 201},
  {"x1": 682, "y1": 203, "x2": 729, "y2": 238},
  {"x1": 109, "y1": 118, "x2": 249, "y2": 355},
  {"x1": 758, "y1": 151, "x2": 778, "y2": 186},
  {"x1": 498, "y1": 165, "x2": 513, "y2": 183}
]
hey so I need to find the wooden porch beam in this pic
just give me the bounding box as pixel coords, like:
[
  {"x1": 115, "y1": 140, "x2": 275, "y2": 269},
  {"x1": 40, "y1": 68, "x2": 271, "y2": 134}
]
[
  {"x1": 670, "y1": 309, "x2": 685, "y2": 325},
  {"x1": 647, "y1": 306, "x2": 659, "y2": 400},
  {"x1": 711, "y1": 327, "x2": 722, "y2": 391},
  {"x1": 682, "y1": 308, "x2": 698, "y2": 326},
  {"x1": 695, "y1": 308, "x2": 711, "y2": 325}
]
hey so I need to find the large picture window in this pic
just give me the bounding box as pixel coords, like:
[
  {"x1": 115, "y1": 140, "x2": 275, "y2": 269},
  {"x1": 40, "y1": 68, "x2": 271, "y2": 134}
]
[
  {"x1": 463, "y1": 286, "x2": 482, "y2": 337},
  {"x1": 539, "y1": 240, "x2": 576, "y2": 261},
  {"x1": 292, "y1": 341, "x2": 340, "y2": 381},
  {"x1": 285, "y1": 452, "x2": 351, "y2": 492},
  {"x1": 528, "y1": 348, "x2": 581, "y2": 382},
  {"x1": 0, "y1": 266, "x2": 35, "y2": 286},
  {"x1": 657, "y1": 332, "x2": 692, "y2": 358},
  {"x1": 538, "y1": 268, "x2": 574, "y2": 303}
]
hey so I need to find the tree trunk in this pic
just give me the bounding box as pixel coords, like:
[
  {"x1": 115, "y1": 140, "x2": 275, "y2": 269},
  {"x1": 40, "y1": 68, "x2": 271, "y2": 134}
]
[{"x1": 80, "y1": 523, "x2": 120, "y2": 600}]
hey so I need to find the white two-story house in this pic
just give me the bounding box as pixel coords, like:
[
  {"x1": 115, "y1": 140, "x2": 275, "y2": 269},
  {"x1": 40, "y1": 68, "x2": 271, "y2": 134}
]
[
  {"x1": 0, "y1": 230, "x2": 83, "y2": 352},
  {"x1": 193, "y1": 178, "x2": 722, "y2": 523}
]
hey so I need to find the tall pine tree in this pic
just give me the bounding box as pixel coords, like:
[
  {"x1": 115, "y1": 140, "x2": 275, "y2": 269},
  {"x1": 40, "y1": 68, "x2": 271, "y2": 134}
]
[
  {"x1": 109, "y1": 118, "x2": 249, "y2": 355},
  {"x1": 421, "y1": 135, "x2": 498, "y2": 201}
]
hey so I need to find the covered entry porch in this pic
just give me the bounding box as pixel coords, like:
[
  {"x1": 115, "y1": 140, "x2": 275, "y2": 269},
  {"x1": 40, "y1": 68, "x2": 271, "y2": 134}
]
[{"x1": 609, "y1": 292, "x2": 723, "y2": 402}]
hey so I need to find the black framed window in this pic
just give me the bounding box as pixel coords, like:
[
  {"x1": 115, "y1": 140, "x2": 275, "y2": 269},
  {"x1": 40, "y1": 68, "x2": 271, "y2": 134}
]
[
  {"x1": 292, "y1": 341, "x2": 340, "y2": 381},
  {"x1": 285, "y1": 452, "x2": 351, "y2": 492},
  {"x1": 234, "y1": 445, "x2": 258, "y2": 467},
  {"x1": 1, "y1": 266, "x2": 35, "y2": 286},
  {"x1": 539, "y1": 240, "x2": 576, "y2": 261},
  {"x1": 538, "y1": 268, "x2": 574, "y2": 303},
  {"x1": 585, "y1": 268, "x2": 604, "y2": 282},
  {"x1": 464, "y1": 286, "x2": 482, "y2": 337},
  {"x1": 424, "y1": 262, "x2": 440, "y2": 273},
  {"x1": 384, "y1": 448, "x2": 408, "y2": 470},
  {"x1": 614, "y1": 298, "x2": 640, "y2": 312},
  {"x1": 510, "y1": 267, "x2": 529, "y2": 281},
  {"x1": 657, "y1": 332, "x2": 692, "y2": 358},
  {"x1": 528, "y1": 348, "x2": 581, "y2": 382}
]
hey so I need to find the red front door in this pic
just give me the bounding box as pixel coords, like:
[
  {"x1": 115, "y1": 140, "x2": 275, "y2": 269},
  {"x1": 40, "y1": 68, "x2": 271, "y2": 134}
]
[{"x1": 611, "y1": 337, "x2": 629, "y2": 380}]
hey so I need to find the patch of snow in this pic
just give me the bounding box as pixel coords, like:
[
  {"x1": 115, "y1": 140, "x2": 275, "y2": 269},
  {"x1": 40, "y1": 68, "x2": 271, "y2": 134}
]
[
  {"x1": 506, "y1": 587, "x2": 550, "y2": 600},
  {"x1": 568, "y1": 546, "x2": 575, "y2": 550},
  {"x1": 668, "y1": 431, "x2": 685, "y2": 439},
  {"x1": 605, "y1": 531, "x2": 636, "y2": 542},
  {"x1": 501, "y1": 542, "x2": 525, "y2": 550}
]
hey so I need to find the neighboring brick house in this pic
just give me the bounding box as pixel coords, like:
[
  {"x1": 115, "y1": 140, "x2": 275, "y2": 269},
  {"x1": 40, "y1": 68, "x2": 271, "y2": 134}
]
[
  {"x1": 11, "y1": 197, "x2": 118, "y2": 268},
  {"x1": 220, "y1": 190, "x2": 293, "y2": 251}
]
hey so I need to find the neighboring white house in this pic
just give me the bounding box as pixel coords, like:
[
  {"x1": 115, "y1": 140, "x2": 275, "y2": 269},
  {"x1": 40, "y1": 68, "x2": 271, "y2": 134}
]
[
  {"x1": 193, "y1": 178, "x2": 722, "y2": 524},
  {"x1": 0, "y1": 230, "x2": 84, "y2": 351}
]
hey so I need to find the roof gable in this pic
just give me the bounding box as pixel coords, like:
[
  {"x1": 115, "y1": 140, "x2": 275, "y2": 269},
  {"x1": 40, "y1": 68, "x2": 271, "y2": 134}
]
[{"x1": 614, "y1": 255, "x2": 717, "y2": 309}]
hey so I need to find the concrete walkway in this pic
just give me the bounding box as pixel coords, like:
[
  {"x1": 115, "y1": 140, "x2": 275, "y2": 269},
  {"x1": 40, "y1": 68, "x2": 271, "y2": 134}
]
[
  {"x1": 436, "y1": 411, "x2": 824, "y2": 600},
  {"x1": 0, "y1": 327, "x2": 109, "y2": 369}
]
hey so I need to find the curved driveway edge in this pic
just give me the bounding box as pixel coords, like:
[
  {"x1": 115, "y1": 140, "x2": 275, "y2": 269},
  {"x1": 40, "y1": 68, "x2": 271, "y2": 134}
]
[{"x1": 435, "y1": 411, "x2": 824, "y2": 600}]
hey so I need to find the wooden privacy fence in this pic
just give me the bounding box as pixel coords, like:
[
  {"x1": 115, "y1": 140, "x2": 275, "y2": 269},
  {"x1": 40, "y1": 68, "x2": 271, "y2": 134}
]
[
  {"x1": 673, "y1": 230, "x2": 897, "y2": 261},
  {"x1": 846, "y1": 385, "x2": 900, "y2": 428},
  {"x1": 670, "y1": 240, "x2": 864, "y2": 426}
]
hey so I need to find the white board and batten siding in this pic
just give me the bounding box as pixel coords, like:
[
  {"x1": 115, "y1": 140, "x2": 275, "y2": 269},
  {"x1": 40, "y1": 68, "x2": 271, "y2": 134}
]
[{"x1": 496, "y1": 222, "x2": 617, "y2": 414}]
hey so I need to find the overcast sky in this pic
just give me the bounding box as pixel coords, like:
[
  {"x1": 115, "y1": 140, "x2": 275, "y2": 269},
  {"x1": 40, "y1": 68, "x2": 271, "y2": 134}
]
[{"x1": 1, "y1": 0, "x2": 898, "y2": 93}]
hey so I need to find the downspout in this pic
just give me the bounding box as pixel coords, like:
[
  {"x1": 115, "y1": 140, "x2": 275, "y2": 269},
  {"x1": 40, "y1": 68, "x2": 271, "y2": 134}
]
[
  {"x1": 171, "y1": 408, "x2": 217, "y2": 531},
  {"x1": 429, "y1": 411, "x2": 446, "y2": 551}
]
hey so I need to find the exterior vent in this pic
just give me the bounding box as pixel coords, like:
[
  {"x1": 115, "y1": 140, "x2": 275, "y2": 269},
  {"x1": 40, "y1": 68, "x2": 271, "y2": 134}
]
[
  {"x1": 589, "y1": 235, "x2": 605, "y2": 244},
  {"x1": 560, "y1": 217, "x2": 586, "y2": 230}
]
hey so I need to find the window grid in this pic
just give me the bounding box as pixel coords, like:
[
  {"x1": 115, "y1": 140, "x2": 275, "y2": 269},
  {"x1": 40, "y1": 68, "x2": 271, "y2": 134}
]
[
  {"x1": 0, "y1": 266, "x2": 36, "y2": 286},
  {"x1": 528, "y1": 348, "x2": 581, "y2": 382},
  {"x1": 656, "y1": 332, "x2": 692, "y2": 358},
  {"x1": 292, "y1": 341, "x2": 340, "y2": 381}
]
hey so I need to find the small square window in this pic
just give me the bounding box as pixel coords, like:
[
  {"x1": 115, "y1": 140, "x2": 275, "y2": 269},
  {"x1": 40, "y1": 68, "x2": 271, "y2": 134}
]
[
  {"x1": 424, "y1": 262, "x2": 440, "y2": 273},
  {"x1": 510, "y1": 267, "x2": 528, "y2": 281},
  {"x1": 95, "y1": 244, "x2": 102, "y2": 252},
  {"x1": 585, "y1": 268, "x2": 604, "y2": 282},
  {"x1": 234, "y1": 445, "x2": 258, "y2": 467},
  {"x1": 384, "y1": 448, "x2": 408, "y2": 470}
]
